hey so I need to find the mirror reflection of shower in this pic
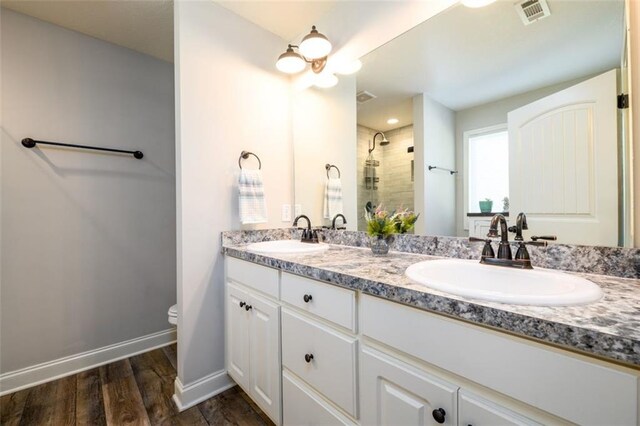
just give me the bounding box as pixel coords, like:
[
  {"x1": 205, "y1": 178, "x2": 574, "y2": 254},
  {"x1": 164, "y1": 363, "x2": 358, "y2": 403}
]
[
  {"x1": 357, "y1": 126, "x2": 415, "y2": 231},
  {"x1": 364, "y1": 132, "x2": 386, "y2": 214}
]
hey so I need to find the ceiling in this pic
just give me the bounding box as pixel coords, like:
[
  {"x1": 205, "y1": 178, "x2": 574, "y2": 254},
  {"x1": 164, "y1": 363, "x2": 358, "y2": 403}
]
[
  {"x1": 217, "y1": 1, "x2": 338, "y2": 42},
  {"x1": 0, "y1": 0, "x2": 340, "y2": 63},
  {"x1": 1, "y1": 0, "x2": 174, "y2": 62},
  {"x1": 357, "y1": 0, "x2": 625, "y2": 131}
]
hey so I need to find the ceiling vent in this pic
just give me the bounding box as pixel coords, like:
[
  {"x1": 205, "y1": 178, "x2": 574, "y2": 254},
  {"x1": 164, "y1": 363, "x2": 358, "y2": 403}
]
[
  {"x1": 357, "y1": 91, "x2": 377, "y2": 104},
  {"x1": 515, "y1": 0, "x2": 551, "y2": 25}
]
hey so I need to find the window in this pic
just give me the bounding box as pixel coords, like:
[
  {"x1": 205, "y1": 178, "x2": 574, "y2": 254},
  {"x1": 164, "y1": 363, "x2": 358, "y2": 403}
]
[{"x1": 466, "y1": 127, "x2": 509, "y2": 214}]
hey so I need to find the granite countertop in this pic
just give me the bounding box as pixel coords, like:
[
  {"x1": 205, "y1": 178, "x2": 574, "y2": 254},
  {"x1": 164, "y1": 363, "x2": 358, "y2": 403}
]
[{"x1": 223, "y1": 241, "x2": 640, "y2": 368}]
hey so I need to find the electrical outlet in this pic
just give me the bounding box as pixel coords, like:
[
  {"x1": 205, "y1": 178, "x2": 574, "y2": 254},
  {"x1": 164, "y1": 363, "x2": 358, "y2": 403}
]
[
  {"x1": 294, "y1": 204, "x2": 302, "y2": 217},
  {"x1": 281, "y1": 204, "x2": 291, "y2": 222}
]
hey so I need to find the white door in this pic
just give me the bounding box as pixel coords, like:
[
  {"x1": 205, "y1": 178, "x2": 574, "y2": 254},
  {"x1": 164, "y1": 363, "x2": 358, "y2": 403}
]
[
  {"x1": 249, "y1": 292, "x2": 281, "y2": 424},
  {"x1": 508, "y1": 69, "x2": 618, "y2": 246},
  {"x1": 226, "y1": 282, "x2": 251, "y2": 389},
  {"x1": 458, "y1": 390, "x2": 542, "y2": 426},
  {"x1": 360, "y1": 346, "x2": 458, "y2": 426}
]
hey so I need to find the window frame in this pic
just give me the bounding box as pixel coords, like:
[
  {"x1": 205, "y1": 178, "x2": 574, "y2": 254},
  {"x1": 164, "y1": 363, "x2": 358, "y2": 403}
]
[{"x1": 463, "y1": 123, "x2": 508, "y2": 231}]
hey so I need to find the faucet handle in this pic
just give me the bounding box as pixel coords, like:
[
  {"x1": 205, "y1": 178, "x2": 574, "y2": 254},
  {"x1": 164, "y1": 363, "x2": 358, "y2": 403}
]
[
  {"x1": 469, "y1": 237, "x2": 491, "y2": 243},
  {"x1": 531, "y1": 235, "x2": 557, "y2": 242},
  {"x1": 524, "y1": 240, "x2": 548, "y2": 247}
]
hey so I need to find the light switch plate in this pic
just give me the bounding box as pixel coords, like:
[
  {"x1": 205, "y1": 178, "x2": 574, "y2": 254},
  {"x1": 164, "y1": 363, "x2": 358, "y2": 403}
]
[
  {"x1": 281, "y1": 204, "x2": 291, "y2": 222},
  {"x1": 294, "y1": 204, "x2": 302, "y2": 217}
]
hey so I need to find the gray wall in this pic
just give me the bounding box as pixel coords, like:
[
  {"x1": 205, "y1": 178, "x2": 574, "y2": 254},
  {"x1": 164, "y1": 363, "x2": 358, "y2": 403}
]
[
  {"x1": 414, "y1": 94, "x2": 456, "y2": 236},
  {"x1": 0, "y1": 10, "x2": 176, "y2": 373}
]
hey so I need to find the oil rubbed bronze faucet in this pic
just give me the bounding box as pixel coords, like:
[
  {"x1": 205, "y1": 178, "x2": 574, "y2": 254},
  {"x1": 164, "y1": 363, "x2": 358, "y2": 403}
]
[
  {"x1": 487, "y1": 214, "x2": 512, "y2": 260},
  {"x1": 331, "y1": 214, "x2": 347, "y2": 230},
  {"x1": 469, "y1": 213, "x2": 556, "y2": 269},
  {"x1": 293, "y1": 215, "x2": 319, "y2": 244}
]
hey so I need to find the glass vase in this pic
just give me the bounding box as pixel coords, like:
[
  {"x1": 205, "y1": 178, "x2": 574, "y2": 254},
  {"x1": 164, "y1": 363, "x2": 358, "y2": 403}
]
[{"x1": 370, "y1": 235, "x2": 392, "y2": 256}]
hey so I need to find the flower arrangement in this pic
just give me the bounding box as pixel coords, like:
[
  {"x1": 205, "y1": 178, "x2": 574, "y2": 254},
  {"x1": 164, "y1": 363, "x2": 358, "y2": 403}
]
[
  {"x1": 394, "y1": 208, "x2": 420, "y2": 234},
  {"x1": 364, "y1": 206, "x2": 420, "y2": 237},
  {"x1": 364, "y1": 206, "x2": 397, "y2": 238}
]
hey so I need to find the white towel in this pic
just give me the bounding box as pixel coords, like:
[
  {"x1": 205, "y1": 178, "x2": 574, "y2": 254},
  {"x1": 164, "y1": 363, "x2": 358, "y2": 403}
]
[
  {"x1": 239, "y1": 169, "x2": 268, "y2": 224},
  {"x1": 323, "y1": 177, "x2": 344, "y2": 219}
]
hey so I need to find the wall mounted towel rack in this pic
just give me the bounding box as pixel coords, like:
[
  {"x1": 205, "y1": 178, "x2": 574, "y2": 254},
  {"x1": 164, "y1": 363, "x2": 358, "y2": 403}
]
[
  {"x1": 238, "y1": 151, "x2": 261, "y2": 170},
  {"x1": 21, "y1": 138, "x2": 143, "y2": 159},
  {"x1": 428, "y1": 165, "x2": 457, "y2": 175},
  {"x1": 325, "y1": 164, "x2": 341, "y2": 178}
]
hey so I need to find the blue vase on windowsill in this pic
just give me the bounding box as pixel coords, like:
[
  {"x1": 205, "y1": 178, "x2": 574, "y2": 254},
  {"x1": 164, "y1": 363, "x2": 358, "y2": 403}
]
[{"x1": 479, "y1": 199, "x2": 493, "y2": 214}]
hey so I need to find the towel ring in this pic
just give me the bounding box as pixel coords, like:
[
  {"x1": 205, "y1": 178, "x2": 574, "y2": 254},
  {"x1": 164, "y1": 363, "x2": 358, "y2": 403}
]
[
  {"x1": 325, "y1": 164, "x2": 341, "y2": 178},
  {"x1": 239, "y1": 151, "x2": 261, "y2": 170}
]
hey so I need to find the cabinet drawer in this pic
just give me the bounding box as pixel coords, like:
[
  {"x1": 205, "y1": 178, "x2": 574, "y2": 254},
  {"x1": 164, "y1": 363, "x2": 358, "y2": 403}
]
[
  {"x1": 226, "y1": 257, "x2": 279, "y2": 299},
  {"x1": 360, "y1": 294, "x2": 640, "y2": 426},
  {"x1": 283, "y1": 370, "x2": 356, "y2": 426},
  {"x1": 459, "y1": 390, "x2": 542, "y2": 426},
  {"x1": 282, "y1": 308, "x2": 357, "y2": 417},
  {"x1": 281, "y1": 272, "x2": 356, "y2": 332}
]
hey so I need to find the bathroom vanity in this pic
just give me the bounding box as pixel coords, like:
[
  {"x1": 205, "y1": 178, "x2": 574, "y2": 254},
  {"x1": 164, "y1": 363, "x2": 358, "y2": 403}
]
[{"x1": 223, "y1": 231, "x2": 640, "y2": 426}]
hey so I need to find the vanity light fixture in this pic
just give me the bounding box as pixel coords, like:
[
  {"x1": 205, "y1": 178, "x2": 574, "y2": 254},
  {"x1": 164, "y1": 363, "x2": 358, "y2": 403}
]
[
  {"x1": 276, "y1": 45, "x2": 306, "y2": 74},
  {"x1": 276, "y1": 25, "x2": 332, "y2": 75},
  {"x1": 299, "y1": 26, "x2": 332, "y2": 59},
  {"x1": 387, "y1": 118, "x2": 399, "y2": 125}
]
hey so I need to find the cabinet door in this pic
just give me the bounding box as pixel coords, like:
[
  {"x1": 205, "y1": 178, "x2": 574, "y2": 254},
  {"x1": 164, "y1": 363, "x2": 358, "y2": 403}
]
[
  {"x1": 249, "y1": 292, "x2": 281, "y2": 424},
  {"x1": 283, "y1": 370, "x2": 356, "y2": 426},
  {"x1": 360, "y1": 346, "x2": 458, "y2": 426},
  {"x1": 458, "y1": 390, "x2": 542, "y2": 426},
  {"x1": 226, "y1": 282, "x2": 251, "y2": 389}
]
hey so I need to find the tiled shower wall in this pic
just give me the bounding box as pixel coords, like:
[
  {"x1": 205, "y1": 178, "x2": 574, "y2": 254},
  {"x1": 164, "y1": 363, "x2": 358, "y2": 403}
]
[{"x1": 357, "y1": 124, "x2": 414, "y2": 231}]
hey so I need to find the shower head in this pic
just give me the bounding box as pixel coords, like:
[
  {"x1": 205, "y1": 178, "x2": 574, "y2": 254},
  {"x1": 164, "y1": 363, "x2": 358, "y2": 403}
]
[{"x1": 369, "y1": 132, "x2": 389, "y2": 153}]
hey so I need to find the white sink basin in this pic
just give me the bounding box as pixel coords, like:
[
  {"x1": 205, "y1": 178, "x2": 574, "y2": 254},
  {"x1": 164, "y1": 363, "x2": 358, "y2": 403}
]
[
  {"x1": 246, "y1": 240, "x2": 330, "y2": 255},
  {"x1": 405, "y1": 259, "x2": 603, "y2": 306}
]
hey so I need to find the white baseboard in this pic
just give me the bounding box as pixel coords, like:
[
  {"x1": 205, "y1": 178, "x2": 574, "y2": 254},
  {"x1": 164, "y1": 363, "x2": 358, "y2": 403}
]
[
  {"x1": 173, "y1": 370, "x2": 235, "y2": 412},
  {"x1": 0, "y1": 328, "x2": 177, "y2": 396}
]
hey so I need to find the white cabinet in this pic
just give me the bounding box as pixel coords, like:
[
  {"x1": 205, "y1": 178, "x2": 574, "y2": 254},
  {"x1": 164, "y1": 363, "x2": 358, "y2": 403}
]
[
  {"x1": 360, "y1": 345, "x2": 458, "y2": 426},
  {"x1": 283, "y1": 370, "x2": 357, "y2": 426},
  {"x1": 226, "y1": 282, "x2": 251, "y2": 390},
  {"x1": 224, "y1": 257, "x2": 640, "y2": 426},
  {"x1": 459, "y1": 390, "x2": 542, "y2": 426},
  {"x1": 225, "y1": 280, "x2": 281, "y2": 424},
  {"x1": 360, "y1": 294, "x2": 640, "y2": 426},
  {"x1": 248, "y1": 294, "x2": 280, "y2": 422}
]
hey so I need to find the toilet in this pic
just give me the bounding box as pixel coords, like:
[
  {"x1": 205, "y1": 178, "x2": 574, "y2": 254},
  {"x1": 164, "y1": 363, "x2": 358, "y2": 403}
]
[{"x1": 168, "y1": 304, "x2": 177, "y2": 325}]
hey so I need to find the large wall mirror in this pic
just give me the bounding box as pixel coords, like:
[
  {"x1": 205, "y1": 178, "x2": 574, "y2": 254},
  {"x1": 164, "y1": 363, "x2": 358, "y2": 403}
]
[{"x1": 294, "y1": 0, "x2": 632, "y2": 247}]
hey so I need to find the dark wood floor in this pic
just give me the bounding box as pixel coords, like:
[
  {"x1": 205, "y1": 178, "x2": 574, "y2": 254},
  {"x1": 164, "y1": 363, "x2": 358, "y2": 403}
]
[{"x1": 0, "y1": 344, "x2": 273, "y2": 426}]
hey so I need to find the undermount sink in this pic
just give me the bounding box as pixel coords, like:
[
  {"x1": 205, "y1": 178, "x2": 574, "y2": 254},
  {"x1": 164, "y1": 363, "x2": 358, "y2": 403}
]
[
  {"x1": 405, "y1": 259, "x2": 603, "y2": 306},
  {"x1": 246, "y1": 240, "x2": 330, "y2": 255}
]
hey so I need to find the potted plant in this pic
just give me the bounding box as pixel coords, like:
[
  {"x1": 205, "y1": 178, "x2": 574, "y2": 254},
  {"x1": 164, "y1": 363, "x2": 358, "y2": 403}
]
[
  {"x1": 365, "y1": 206, "x2": 419, "y2": 255},
  {"x1": 479, "y1": 198, "x2": 493, "y2": 213}
]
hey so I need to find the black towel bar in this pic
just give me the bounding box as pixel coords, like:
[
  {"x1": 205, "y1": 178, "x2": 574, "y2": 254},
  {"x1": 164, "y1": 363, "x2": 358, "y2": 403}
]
[
  {"x1": 22, "y1": 138, "x2": 143, "y2": 159},
  {"x1": 427, "y1": 165, "x2": 457, "y2": 175}
]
